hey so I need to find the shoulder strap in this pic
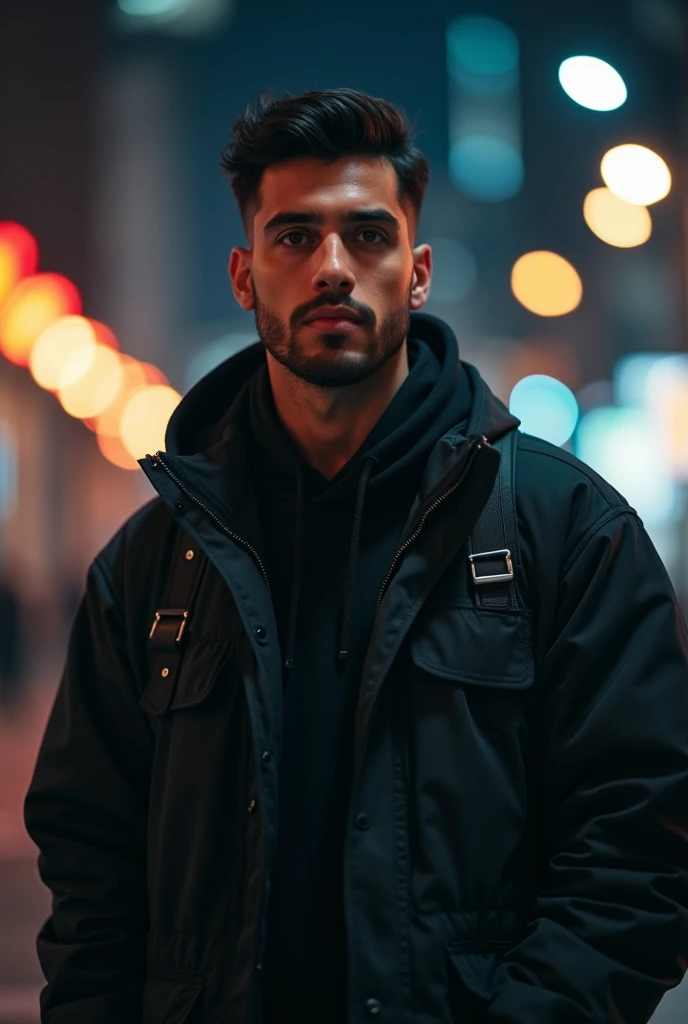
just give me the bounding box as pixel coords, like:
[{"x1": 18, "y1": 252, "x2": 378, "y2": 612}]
[
  {"x1": 141, "y1": 525, "x2": 208, "y2": 716},
  {"x1": 467, "y1": 429, "x2": 522, "y2": 611}
]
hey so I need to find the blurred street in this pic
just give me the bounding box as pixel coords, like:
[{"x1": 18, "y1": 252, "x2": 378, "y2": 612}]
[{"x1": 1, "y1": 681, "x2": 687, "y2": 1024}]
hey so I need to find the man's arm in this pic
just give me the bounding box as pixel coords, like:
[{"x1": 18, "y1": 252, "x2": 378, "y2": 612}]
[
  {"x1": 24, "y1": 556, "x2": 154, "y2": 1023},
  {"x1": 486, "y1": 510, "x2": 688, "y2": 1024}
]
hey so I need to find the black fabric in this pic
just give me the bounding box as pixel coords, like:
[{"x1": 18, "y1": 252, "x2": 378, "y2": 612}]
[
  {"x1": 22, "y1": 311, "x2": 688, "y2": 1024},
  {"x1": 245, "y1": 323, "x2": 474, "y2": 1018}
]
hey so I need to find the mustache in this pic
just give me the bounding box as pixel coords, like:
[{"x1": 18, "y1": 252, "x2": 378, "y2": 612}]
[{"x1": 290, "y1": 294, "x2": 376, "y2": 327}]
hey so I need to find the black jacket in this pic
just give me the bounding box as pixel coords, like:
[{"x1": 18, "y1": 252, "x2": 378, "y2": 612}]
[{"x1": 25, "y1": 313, "x2": 688, "y2": 1024}]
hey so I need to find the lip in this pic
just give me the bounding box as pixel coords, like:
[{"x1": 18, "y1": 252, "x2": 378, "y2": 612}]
[
  {"x1": 303, "y1": 307, "x2": 363, "y2": 325},
  {"x1": 304, "y1": 317, "x2": 362, "y2": 332}
]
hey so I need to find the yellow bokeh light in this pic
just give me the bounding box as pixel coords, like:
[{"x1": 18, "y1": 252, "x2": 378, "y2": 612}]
[
  {"x1": 91, "y1": 355, "x2": 149, "y2": 436},
  {"x1": 96, "y1": 431, "x2": 140, "y2": 471},
  {"x1": 29, "y1": 316, "x2": 98, "y2": 390},
  {"x1": 511, "y1": 251, "x2": 583, "y2": 317},
  {"x1": 58, "y1": 345, "x2": 124, "y2": 419},
  {"x1": 119, "y1": 384, "x2": 182, "y2": 460},
  {"x1": 583, "y1": 188, "x2": 652, "y2": 248},
  {"x1": 0, "y1": 273, "x2": 81, "y2": 365},
  {"x1": 601, "y1": 144, "x2": 671, "y2": 206}
]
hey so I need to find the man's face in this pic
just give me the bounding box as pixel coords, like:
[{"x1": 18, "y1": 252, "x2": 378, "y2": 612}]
[{"x1": 229, "y1": 155, "x2": 431, "y2": 389}]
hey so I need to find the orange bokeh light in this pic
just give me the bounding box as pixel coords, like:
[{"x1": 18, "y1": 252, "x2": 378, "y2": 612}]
[
  {"x1": 0, "y1": 273, "x2": 81, "y2": 365},
  {"x1": 88, "y1": 355, "x2": 149, "y2": 436},
  {"x1": 120, "y1": 384, "x2": 182, "y2": 460},
  {"x1": 30, "y1": 315, "x2": 97, "y2": 391},
  {"x1": 511, "y1": 251, "x2": 583, "y2": 317},
  {"x1": 0, "y1": 222, "x2": 39, "y2": 308},
  {"x1": 96, "y1": 431, "x2": 140, "y2": 471},
  {"x1": 58, "y1": 345, "x2": 124, "y2": 420}
]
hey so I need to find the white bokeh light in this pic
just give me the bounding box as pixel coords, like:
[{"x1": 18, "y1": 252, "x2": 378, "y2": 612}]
[{"x1": 558, "y1": 56, "x2": 627, "y2": 111}]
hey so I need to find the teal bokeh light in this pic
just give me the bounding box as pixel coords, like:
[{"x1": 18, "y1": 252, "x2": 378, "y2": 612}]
[
  {"x1": 509, "y1": 375, "x2": 579, "y2": 446},
  {"x1": 449, "y1": 137, "x2": 524, "y2": 202}
]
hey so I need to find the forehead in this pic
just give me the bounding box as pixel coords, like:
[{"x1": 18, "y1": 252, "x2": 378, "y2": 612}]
[{"x1": 256, "y1": 155, "x2": 405, "y2": 224}]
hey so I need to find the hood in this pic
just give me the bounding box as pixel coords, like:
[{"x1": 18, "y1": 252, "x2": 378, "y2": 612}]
[
  {"x1": 166, "y1": 312, "x2": 517, "y2": 458},
  {"x1": 163, "y1": 312, "x2": 519, "y2": 671}
]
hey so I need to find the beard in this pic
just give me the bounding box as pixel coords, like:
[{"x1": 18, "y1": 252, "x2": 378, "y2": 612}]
[{"x1": 253, "y1": 284, "x2": 411, "y2": 389}]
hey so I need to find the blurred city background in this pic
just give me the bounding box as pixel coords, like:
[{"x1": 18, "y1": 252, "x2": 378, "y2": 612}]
[{"x1": 1, "y1": 0, "x2": 687, "y2": 1020}]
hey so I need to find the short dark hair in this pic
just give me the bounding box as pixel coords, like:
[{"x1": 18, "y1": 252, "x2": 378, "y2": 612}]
[{"x1": 220, "y1": 88, "x2": 429, "y2": 234}]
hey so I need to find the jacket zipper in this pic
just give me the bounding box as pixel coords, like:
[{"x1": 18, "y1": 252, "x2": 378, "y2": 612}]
[
  {"x1": 374, "y1": 434, "x2": 487, "y2": 616},
  {"x1": 146, "y1": 451, "x2": 272, "y2": 597}
]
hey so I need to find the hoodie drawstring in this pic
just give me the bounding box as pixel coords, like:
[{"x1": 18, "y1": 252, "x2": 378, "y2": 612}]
[{"x1": 282, "y1": 455, "x2": 378, "y2": 673}]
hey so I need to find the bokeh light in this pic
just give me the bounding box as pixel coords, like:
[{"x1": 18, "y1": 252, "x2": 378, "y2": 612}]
[
  {"x1": 58, "y1": 345, "x2": 124, "y2": 420},
  {"x1": 449, "y1": 136, "x2": 524, "y2": 202},
  {"x1": 645, "y1": 356, "x2": 688, "y2": 483},
  {"x1": 96, "y1": 431, "x2": 140, "y2": 471},
  {"x1": 511, "y1": 251, "x2": 583, "y2": 316},
  {"x1": 119, "y1": 384, "x2": 182, "y2": 459},
  {"x1": 89, "y1": 355, "x2": 149, "y2": 436},
  {"x1": 29, "y1": 316, "x2": 98, "y2": 391},
  {"x1": 558, "y1": 56, "x2": 627, "y2": 111},
  {"x1": 0, "y1": 273, "x2": 81, "y2": 366},
  {"x1": 0, "y1": 222, "x2": 39, "y2": 307},
  {"x1": 118, "y1": 0, "x2": 193, "y2": 15},
  {"x1": 601, "y1": 144, "x2": 671, "y2": 206},
  {"x1": 427, "y1": 238, "x2": 477, "y2": 303},
  {"x1": 576, "y1": 407, "x2": 678, "y2": 525},
  {"x1": 446, "y1": 15, "x2": 519, "y2": 94},
  {"x1": 509, "y1": 374, "x2": 579, "y2": 446},
  {"x1": 583, "y1": 187, "x2": 652, "y2": 248},
  {"x1": 0, "y1": 421, "x2": 18, "y2": 523}
]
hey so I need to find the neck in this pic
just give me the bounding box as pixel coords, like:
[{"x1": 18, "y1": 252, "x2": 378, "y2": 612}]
[{"x1": 266, "y1": 342, "x2": 409, "y2": 480}]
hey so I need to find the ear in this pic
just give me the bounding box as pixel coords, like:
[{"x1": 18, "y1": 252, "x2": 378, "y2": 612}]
[
  {"x1": 229, "y1": 247, "x2": 255, "y2": 311},
  {"x1": 409, "y1": 243, "x2": 432, "y2": 310}
]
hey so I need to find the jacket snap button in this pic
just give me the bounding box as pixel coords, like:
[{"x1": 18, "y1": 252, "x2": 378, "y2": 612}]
[
  {"x1": 365, "y1": 998, "x2": 382, "y2": 1015},
  {"x1": 255, "y1": 626, "x2": 267, "y2": 642},
  {"x1": 261, "y1": 751, "x2": 272, "y2": 765},
  {"x1": 175, "y1": 501, "x2": 184, "y2": 512},
  {"x1": 356, "y1": 812, "x2": 370, "y2": 830}
]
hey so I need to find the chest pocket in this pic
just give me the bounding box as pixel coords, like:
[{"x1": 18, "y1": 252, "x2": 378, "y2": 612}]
[{"x1": 410, "y1": 603, "x2": 534, "y2": 690}]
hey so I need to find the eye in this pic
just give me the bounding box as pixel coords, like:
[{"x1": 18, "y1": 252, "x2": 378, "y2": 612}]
[
  {"x1": 356, "y1": 229, "x2": 385, "y2": 244},
  {"x1": 278, "y1": 231, "x2": 310, "y2": 247}
]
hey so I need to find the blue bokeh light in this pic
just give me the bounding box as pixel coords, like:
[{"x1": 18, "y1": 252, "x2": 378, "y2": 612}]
[
  {"x1": 449, "y1": 136, "x2": 524, "y2": 202},
  {"x1": 509, "y1": 375, "x2": 579, "y2": 446}
]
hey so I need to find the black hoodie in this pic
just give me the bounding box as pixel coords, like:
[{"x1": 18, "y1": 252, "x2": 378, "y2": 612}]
[{"x1": 242, "y1": 315, "x2": 474, "y2": 1019}]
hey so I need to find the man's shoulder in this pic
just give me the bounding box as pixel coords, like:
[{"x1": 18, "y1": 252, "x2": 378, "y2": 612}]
[
  {"x1": 513, "y1": 432, "x2": 639, "y2": 570},
  {"x1": 515, "y1": 432, "x2": 633, "y2": 513},
  {"x1": 92, "y1": 496, "x2": 176, "y2": 601}
]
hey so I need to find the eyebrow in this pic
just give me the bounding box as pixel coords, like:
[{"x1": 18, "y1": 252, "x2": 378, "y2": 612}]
[{"x1": 262, "y1": 208, "x2": 401, "y2": 235}]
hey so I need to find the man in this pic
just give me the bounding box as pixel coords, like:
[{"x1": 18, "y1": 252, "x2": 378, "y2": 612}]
[{"x1": 25, "y1": 88, "x2": 688, "y2": 1024}]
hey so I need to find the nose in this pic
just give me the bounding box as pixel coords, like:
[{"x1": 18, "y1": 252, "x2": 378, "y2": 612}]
[{"x1": 310, "y1": 233, "x2": 355, "y2": 295}]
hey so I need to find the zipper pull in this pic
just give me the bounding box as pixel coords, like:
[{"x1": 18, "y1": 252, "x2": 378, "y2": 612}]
[{"x1": 146, "y1": 453, "x2": 161, "y2": 470}]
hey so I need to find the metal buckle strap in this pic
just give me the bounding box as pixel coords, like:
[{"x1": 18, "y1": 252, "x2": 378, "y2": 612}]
[
  {"x1": 468, "y1": 548, "x2": 514, "y2": 586},
  {"x1": 466, "y1": 429, "x2": 520, "y2": 611},
  {"x1": 142, "y1": 528, "x2": 206, "y2": 717},
  {"x1": 149, "y1": 608, "x2": 190, "y2": 645}
]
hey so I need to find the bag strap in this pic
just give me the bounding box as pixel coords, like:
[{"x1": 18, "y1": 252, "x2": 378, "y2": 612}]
[
  {"x1": 142, "y1": 526, "x2": 207, "y2": 716},
  {"x1": 467, "y1": 429, "x2": 522, "y2": 612}
]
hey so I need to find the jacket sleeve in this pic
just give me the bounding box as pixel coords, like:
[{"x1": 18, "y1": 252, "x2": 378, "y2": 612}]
[
  {"x1": 24, "y1": 555, "x2": 154, "y2": 1023},
  {"x1": 485, "y1": 510, "x2": 688, "y2": 1024}
]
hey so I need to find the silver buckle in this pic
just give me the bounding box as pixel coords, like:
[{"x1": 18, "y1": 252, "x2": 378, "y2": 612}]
[
  {"x1": 469, "y1": 549, "x2": 514, "y2": 585},
  {"x1": 149, "y1": 609, "x2": 189, "y2": 643}
]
